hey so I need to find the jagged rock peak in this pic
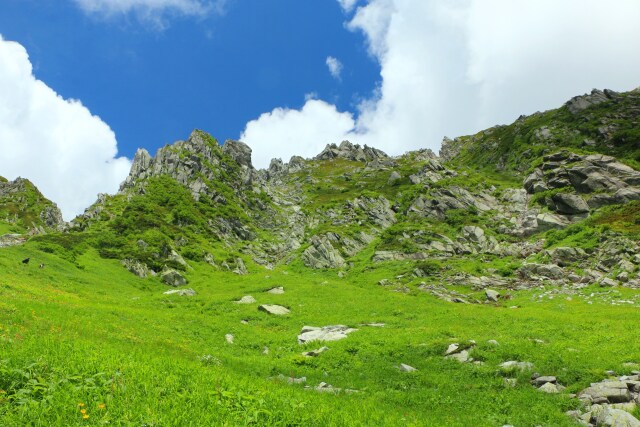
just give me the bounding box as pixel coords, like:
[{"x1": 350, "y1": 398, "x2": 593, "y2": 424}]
[
  {"x1": 119, "y1": 129, "x2": 223, "y2": 191},
  {"x1": 222, "y1": 139, "x2": 253, "y2": 169},
  {"x1": 439, "y1": 136, "x2": 462, "y2": 161},
  {"x1": 314, "y1": 140, "x2": 388, "y2": 162},
  {"x1": 565, "y1": 88, "x2": 619, "y2": 115}
]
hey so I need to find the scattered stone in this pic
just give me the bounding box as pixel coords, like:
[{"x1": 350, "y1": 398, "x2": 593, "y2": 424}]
[
  {"x1": 400, "y1": 363, "x2": 417, "y2": 372},
  {"x1": 302, "y1": 346, "x2": 329, "y2": 357},
  {"x1": 262, "y1": 347, "x2": 269, "y2": 355},
  {"x1": 485, "y1": 289, "x2": 500, "y2": 302},
  {"x1": 163, "y1": 288, "x2": 196, "y2": 296},
  {"x1": 225, "y1": 334, "x2": 234, "y2": 344},
  {"x1": 236, "y1": 295, "x2": 257, "y2": 304},
  {"x1": 487, "y1": 340, "x2": 500, "y2": 346},
  {"x1": 446, "y1": 350, "x2": 472, "y2": 363},
  {"x1": 258, "y1": 304, "x2": 290, "y2": 315},
  {"x1": 267, "y1": 286, "x2": 285, "y2": 294},
  {"x1": 500, "y1": 361, "x2": 534, "y2": 371},
  {"x1": 538, "y1": 382, "x2": 561, "y2": 393},
  {"x1": 297, "y1": 325, "x2": 357, "y2": 344},
  {"x1": 445, "y1": 343, "x2": 460, "y2": 356},
  {"x1": 531, "y1": 376, "x2": 557, "y2": 387}
]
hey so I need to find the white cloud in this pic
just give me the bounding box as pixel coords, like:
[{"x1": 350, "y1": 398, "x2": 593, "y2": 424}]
[
  {"x1": 337, "y1": 0, "x2": 359, "y2": 13},
  {"x1": 72, "y1": 0, "x2": 223, "y2": 27},
  {"x1": 240, "y1": 99, "x2": 355, "y2": 166},
  {"x1": 0, "y1": 36, "x2": 131, "y2": 221},
  {"x1": 326, "y1": 56, "x2": 344, "y2": 80},
  {"x1": 242, "y1": 0, "x2": 640, "y2": 169}
]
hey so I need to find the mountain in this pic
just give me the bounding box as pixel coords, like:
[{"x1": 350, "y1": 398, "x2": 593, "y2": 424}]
[
  {"x1": 32, "y1": 86, "x2": 640, "y2": 293},
  {"x1": 1, "y1": 87, "x2": 640, "y2": 426}
]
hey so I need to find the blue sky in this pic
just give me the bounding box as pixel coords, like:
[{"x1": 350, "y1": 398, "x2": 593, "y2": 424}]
[
  {"x1": 0, "y1": 0, "x2": 378, "y2": 159},
  {"x1": 1, "y1": 0, "x2": 640, "y2": 219}
]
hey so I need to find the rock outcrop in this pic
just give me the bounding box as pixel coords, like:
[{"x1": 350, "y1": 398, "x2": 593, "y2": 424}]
[{"x1": 315, "y1": 140, "x2": 388, "y2": 162}]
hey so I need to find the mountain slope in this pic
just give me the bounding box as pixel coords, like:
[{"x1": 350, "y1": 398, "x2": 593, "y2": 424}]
[{"x1": 1, "y1": 87, "x2": 640, "y2": 425}]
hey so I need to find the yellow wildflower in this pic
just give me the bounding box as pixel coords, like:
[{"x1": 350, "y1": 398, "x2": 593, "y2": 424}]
[
  {"x1": 78, "y1": 403, "x2": 85, "y2": 407},
  {"x1": 98, "y1": 403, "x2": 106, "y2": 409},
  {"x1": 80, "y1": 409, "x2": 87, "y2": 414},
  {"x1": 82, "y1": 414, "x2": 89, "y2": 420}
]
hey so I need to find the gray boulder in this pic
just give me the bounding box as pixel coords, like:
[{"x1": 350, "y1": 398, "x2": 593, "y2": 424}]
[
  {"x1": 258, "y1": 304, "x2": 290, "y2": 315},
  {"x1": 550, "y1": 247, "x2": 587, "y2": 266},
  {"x1": 579, "y1": 382, "x2": 632, "y2": 403},
  {"x1": 550, "y1": 193, "x2": 590, "y2": 214},
  {"x1": 519, "y1": 263, "x2": 564, "y2": 280},
  {"x1": 121, "y1": 259, "x2": 153, "y2": 278},
  {"x1": 485, "y1": 289, "x2": 500, "y2": 302},
  {"x1": 236, "y1": 295, "x2": 257, "y2": 304},
  {"x1": 297, "y1": 325, "x2": 357, "y2": 344},
  {"x1": 400, "y1": 363, "x2": 417, "y2": 372},
  {"x1": 163, "y1": 288, "x2": 196, "y2": 296},
  {"x1": 161, "y1": 269, "x2": 187, "y2": 287},
  {"x1": 593, "y1": 406, "x2": 640, "y2": 427},
  {"x1": 500, "y1": 361, "x2": 534, "y2": 371}
]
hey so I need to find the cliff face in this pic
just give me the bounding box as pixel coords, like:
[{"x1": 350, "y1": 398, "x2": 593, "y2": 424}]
[{"x1": 8, "y1": 87, "x2": 640, "y2": 293}]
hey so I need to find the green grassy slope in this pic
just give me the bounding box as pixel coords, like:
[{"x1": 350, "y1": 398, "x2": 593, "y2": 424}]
[{"x1": 1, "y1": 241, "x2": 639, "y2": 425}]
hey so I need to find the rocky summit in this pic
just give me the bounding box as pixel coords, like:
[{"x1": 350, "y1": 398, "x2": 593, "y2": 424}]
[{"x1": 2, "y1": 87, "x2": 640, "y2": 426}]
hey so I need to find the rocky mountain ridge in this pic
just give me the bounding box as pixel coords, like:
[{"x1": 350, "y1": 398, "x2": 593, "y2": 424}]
[{"x1": 4, "y1": 87, "x2": 640, "y2": 298}]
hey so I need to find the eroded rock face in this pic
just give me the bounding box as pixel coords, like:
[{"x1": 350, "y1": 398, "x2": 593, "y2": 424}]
[
  {"x1": 222, "y1": 140, "x2": 253, "y2": 169},
  {"x1": 302, "y1": 235, "x2": 346, "y2": 269},
  {"x1": 523, "y1": 151, "x2": 640, "y2": 215}
]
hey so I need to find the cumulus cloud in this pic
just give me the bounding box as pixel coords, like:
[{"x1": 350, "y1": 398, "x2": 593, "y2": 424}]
[
  {"x1": 240, "y1": 99, "x2": 355, "y2": 166},
  {"x1": 0, "y1": 36, "x2": 131, "y2": 220},
  {"x1": 242, "y1": 0, "x2": 640, "y2": 169},
  {"x1": 73, "y1": 0, "x2": 223, "y2": 27},
  {"x1": 326, "y1": 56, "x2": 344, "y2": 80}
]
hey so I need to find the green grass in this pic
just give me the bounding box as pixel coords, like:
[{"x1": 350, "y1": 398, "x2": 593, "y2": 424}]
[{"x1": 1, "y1": 242, "x2": 639, "y2": 425}]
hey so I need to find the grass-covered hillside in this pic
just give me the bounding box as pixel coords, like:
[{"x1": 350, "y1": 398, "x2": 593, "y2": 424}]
[
  {"x1": 1, "y1": 87, "x2": 640, "y2": 426},
  {"x1": 0, "y1": 176, "x2": 64, "y2": 235}
]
